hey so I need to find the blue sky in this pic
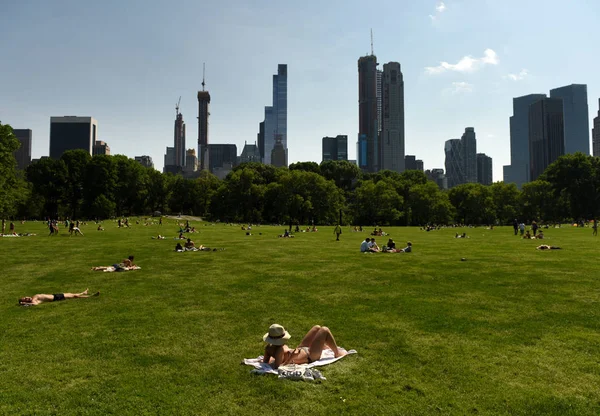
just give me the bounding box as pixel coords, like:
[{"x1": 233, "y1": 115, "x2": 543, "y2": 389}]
[{"x1": 1, "y1": 0, "x2": 598, "y2": 181}]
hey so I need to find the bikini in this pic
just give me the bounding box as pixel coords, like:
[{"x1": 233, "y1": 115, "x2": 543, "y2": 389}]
[{"x1": 294, "y1": 347, "x2": 313, "y2": 364}]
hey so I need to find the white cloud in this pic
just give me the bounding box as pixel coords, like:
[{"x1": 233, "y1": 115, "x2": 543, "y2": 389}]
[
  {"x1": 451, "y1": 82, "x2": 474, "y2": 94},
  {"x1": 429, "y1": 1, "x2": 447, "y2": 21},
  {"x1": 504, "y1": 69, "x2": 529, "y2": 81},
  {"x1": 425, "y1": 49, "x2": 499, "y2": 74}
]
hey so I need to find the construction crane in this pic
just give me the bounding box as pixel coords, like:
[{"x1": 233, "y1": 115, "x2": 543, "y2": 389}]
[{"x1": 175, "y1": 96, "x2": 181, "y2": 116}]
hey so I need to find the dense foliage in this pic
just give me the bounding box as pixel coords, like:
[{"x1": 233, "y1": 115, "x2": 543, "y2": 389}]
[{"x1": 2, "y1": 122, "x2": 599, "y2": 224}]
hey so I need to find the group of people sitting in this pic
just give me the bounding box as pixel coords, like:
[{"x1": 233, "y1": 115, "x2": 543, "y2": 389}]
[
  {"x1": 279, "y1": 229, "x2": 295, "y2": 238},
  {"x1": 370, "y1": 228, "x2": 388, "y2": 237},
  {"x1": 360, "y1": 237, "x2": 412, "y2": 253},
  {"x1": 524, "y1": 230, "x2": 544, "y2": 239},
  {"x1": 455, "y1": 233, "x2": 469, "y2": 239}
]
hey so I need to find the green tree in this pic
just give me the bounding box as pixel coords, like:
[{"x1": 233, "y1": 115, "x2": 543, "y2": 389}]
[
  {"x1": 0, "y1": 123, "x2": 21, "y2": 218},
  {"x1": 289, "y1": 161, "x2": 321, "y2": 175},
  {"x1": 352, "y1": 179, "x2": 403, "y2": 226},
  {"x1": 320, "y1": 160, "x2": 361, "y2": 192},
  {"x1": 60, "y1": 150, "x2": 92, "y2": 218},
  {"x1": 448, "y1": 183, "x2": 495, "y2": 224},
  {"x1": 26, "y1": 158, "x2": 68, "y2": 217},
  {"x1": 489, "y1": 182, "x2": 521, "y2": 224},
  {"x1": 408, "y1": 182, "x2": 454, "y2": 225}
]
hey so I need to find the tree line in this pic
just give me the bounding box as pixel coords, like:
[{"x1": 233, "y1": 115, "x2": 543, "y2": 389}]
[{"x1": 2, "y1": 122, "x2": 599, "y2": 225}]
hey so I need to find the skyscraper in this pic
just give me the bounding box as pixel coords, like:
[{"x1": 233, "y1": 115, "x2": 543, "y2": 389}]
[
  {"x1": 49, "y1": 116, "x2": 97, "y2": 159},
  {"x1": 12, "y1": 129, "x2": 32, "y2": 170},
  {"x1": 271, "y1": 136, "x2": 286, "y2": 168},
  {"x1": 240, "y1": 142, "x2": 261, "y2": 164},
  {"x1": 503, "y1": 94, "x2": 547, "y2": 187},
  {"x1": 358, "y1": 54, "x2": 379, "y2": 172},
  {"x1": 208, "y1": 144, "x2": 237, "y2": 173},
  {"x1": 461, "y1": 127, "x2": 477, "y2": 183},
  {"x1": 445, "y1": 139, "x2": 463, "y2": 188},
  {"x1": 529, "y1": 98, "x2": 564, "y2": 181},
  {"x1": 197, "y1": 85, "x2": 211, "y2": 171},
  {"x1": 184, "y1": 149, "x2": 198, "y2": 173},
  {"x1": 425, "y1": 168, "x2": 448, "y2": 190},
  {"x1": 174, "y1": 110, "x2": 186, "y2": 168},
  {"x1": 93, "y1": 141, "x2": 110, "y2": 156},
  {"x1": 550, "y1": 84, "x2": 590, "y2": 155},
  {"x1": 322, "y1": 135, "x2": 348, "y2": 161},
  {"x1": 405, "y1": 155, "x2": 423, "y2": 171},
  {"x1": 163, "y1": 147, "x2": 176, "y2": 174},
  {"x1": 134, "y1": 155, "x2": 154, "y2": 169},
  {"x1": 476, "y1": 153, "x2": 493, "y2": 185},
  {"x1": 593, "y1": 99, "x2": 600, "y2": 157},
  {"x1": 260, "y1": 65, "x2": 288, "y2": 166},
  {"x1": 380, "y1": 62, "x2": 405, "y2": 172}
]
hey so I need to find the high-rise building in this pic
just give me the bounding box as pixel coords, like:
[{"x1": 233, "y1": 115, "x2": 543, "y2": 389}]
[
  {"x1": 174, "y1": 110, "x2": 186, "y2": 168},
  {"x1": 49, "y1": 116, "x2": 97, "y2": 159},
  {"x1": 93, "y1": 140, "x2": 110, "y2": 156},
  {"x1": 416, "y1": 159, "x2": 424, "y2": 172},
  {"x1": 260, "y1": 65, "x2": 288, "y2": 166},
  {"x1": 134, "y1": 155, "x2": 154, "y2": 169},
  {"x1": 163, "y1": 147, "x2": 177, "y2": 174},
  {"x1": 271, "y1": 136, "x2": 286, "y2": 168},
  {"x1": 358, "y1": 54, "x2": 379, "y2": 172},
  {"x1": 550, "y1": 84, "x2": 590, "y2": 155},
  {"x1": 593, "y1": 99, "x2": 600, "y2": 157},
  {"x1": 257, "y1": 121, "x2": 265, "y2": 162},
  {"x1": 503, "y1": 93, "x2": 547, "y2": 187},
  {"x1": 426, "y1": 168, "x2": 448, "y2": 190},
  {"x1": 322, "y1": 135, "x2": 348, "y2": 161},
  {"x1": 12, "y1": 129, "x2": 32, "y2": 170},
  {"x1": 184, "y1": 149, "x2": 198, "y2": 173},
  {"x1": 529, "y1": 98, "x2": 564, "y2": 181},
  {"x1": 476, "y1": 153, "x2": 493, "y2": 185},
  {"x1": 380, "y1": 62, "x2": 405, "y2": 172},
  {"x1": 461, "y1": 127, "x2": 477, "y2": 183},
  {"x1": 239, "y1": 142, "x2": 261, "y2": 164},
  {"x1": 376, "y1": 69, "x2": 383, "y2": 136},
  {"x1": 208, "y1": 144, "x2": 237, "y2": 173},
  {"x1": 197, "y1": 88, "x2": 211, "y2": 171},
  {"x1": 445, "y1": 139, "x2": 463, "y2": 188}
]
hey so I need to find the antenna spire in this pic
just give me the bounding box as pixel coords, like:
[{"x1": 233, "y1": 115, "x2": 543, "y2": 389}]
[
  {"x1": 176, "y1": 96, "x2": 181, "y2": 116},
  {"x1": 370, "y1": 29, "x2": 374, "y2": 55},
  {"x1": 202, "y1": 63, "x2": 206, "y2": 91}
]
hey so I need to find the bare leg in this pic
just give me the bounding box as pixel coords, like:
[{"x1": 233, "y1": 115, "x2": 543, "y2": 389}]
[
  {"x1": 298, "y1": 325, "x2": 322, "y2": 347},
  {"x1": 63, "y1": 289, "x2": 99, "y2": 299},
  {"x1": 307, "y1": 326, "x2": 347, "y2": 361}
]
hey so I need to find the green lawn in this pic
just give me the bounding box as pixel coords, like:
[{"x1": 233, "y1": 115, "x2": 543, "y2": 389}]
[{"x1": 1, "y1": 220, "x2": 600, "y2": 415}]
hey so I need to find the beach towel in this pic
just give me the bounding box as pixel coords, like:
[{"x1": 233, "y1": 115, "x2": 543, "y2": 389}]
[
  {"x1": 101, "y1": 266, "x2": 142, "y2": 272},
  {"x1": 243, "y1": 347, "x2": 356, "y2": 380}
]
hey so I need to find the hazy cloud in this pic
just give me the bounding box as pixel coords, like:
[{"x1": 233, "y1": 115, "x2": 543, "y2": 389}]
[
  {"x1": 425, "y1": 49, "x2": 499, "y2": 74},
  {"x1": 429, "y1": 1, "x2": 447, "y2": 21},
  {"x1": 450, "y1": 82, "x2": 474, "y2": 94},
  {"x1": 504, "y1": 69, "x2": 529, "y2": 81}
]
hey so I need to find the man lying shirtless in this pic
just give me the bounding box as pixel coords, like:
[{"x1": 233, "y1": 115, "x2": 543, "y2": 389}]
[{"x1": 19, "y1": 289, "x2": 99, "y2": 305}]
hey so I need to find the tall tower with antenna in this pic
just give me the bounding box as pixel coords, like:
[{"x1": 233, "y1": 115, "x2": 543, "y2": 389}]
[
  {"x1": 357, "y1": 30, "x2": 379, "y2": 172},
  {"x1": 197, "y1": 63, "x2": 211, "y2": 171},
  {"x1": 174, "y1": 96, "x2": 186, "y2": 168}
]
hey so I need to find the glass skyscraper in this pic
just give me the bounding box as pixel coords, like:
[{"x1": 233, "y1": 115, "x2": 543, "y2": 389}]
[
  {"x1": 357, "y1": 54, "x2": 379, "y2": 172},
  {"x1": 381, "y1": 62, "x2": 405, "y2": 173},
  {"x1": 529, "y1": 98, "x2": 564, "y2": 181},
  {"x1": 549, "y1": 84, "x2": 590, "y2": 155},
  {"x1": 261, "y1": 64, "x2": 287, "y2": 166},
  {"x1": 49, "y1": 116, "x2": 97, "y2": 159},
  {"x1": 503, "y1": 94, "x2": 547, "y2": 188},
  {"x1": 593, "y1": 99, "x2": 600, "y2": 157}
]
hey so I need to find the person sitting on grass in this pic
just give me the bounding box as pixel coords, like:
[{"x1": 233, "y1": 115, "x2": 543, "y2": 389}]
[
  {"x1": 279, "y1": 229, "x2": 294, "y2": 238},
  {"x1": 369, "y1": 238, "x2": 381, "y2": 252},
  {"x1": 400, "y1": 241, "x2": 412, "y2": 253},
  {"x1": 536, "y1": 245, "x2": 562, "y2": 250},
  {"x1": 523, "y1": 230, "x2": 532, "y2": 239},
  {"x1": 262, "y1": 324, "x2": 347, "y2": 369},
  {"x1": 19, "y1": 289, "x2": 99, "y2": 306},
  {"x1": 536, "y1": 230, "x2": 545, "y2": 239},
  {"x1": 184, "y1": 238, "x2": 196, "y2": 249},
  {"x1": 97, "y1": 224, "x2": 104, "y2": 231},
  {"x1": 360, "y1": 237, "x2": 377, "y2": 253},
  {"x1": 385, "y1": 238, "x2": 396, "y2": 251}
]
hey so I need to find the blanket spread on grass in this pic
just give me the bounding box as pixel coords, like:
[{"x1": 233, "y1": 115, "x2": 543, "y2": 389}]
[
  {"x1": 243, "y1": 347, "x2": 356, "y2": 380},
  {"x1": 101, "y1": 266, "x2": 142, "y2": 272}
]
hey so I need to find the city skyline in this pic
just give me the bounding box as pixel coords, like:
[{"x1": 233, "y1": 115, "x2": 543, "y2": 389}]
[{"x1": 2, "y1": 1, "x2": 599, "y2": 181}]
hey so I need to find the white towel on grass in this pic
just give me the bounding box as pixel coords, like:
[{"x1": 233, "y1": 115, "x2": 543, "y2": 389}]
[{"x1": 243, "y1": 347, "x2": 356, "y2": 376}]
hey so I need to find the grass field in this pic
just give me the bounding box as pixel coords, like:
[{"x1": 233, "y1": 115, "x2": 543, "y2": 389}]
[{"x1": 2, "y1": 220, "x2": 600, "y2": 415}]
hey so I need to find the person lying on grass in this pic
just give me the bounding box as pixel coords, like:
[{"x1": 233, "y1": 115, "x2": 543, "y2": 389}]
[
  {"x1": 262, "y1": 324, "x2": 347, "y2": 369},
  {"x1": 91, "y1": 255, "x2": 136, "y2": 271},
  {"x1": 536, "y1": 245, "x2": 562, "y2": 250},
  {"x1": 19, "y1": 289, "x2": 99, "y2": 306}
]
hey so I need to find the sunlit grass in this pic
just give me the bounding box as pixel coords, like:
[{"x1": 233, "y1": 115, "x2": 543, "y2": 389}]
[{"x1": 1, "y1": 220, "x2": 599, "y2": 415}]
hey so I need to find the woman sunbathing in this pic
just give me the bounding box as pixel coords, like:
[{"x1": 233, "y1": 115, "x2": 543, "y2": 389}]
[
  {"x1": 92, "y1": 256, "x2": 136, "y2": 271},
  {"x1": 262, "y1": 324, "x2": 347, "y2": 369},
  {"x1": 19, "y1": 289, "x2": 99, "y2": 306}
]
